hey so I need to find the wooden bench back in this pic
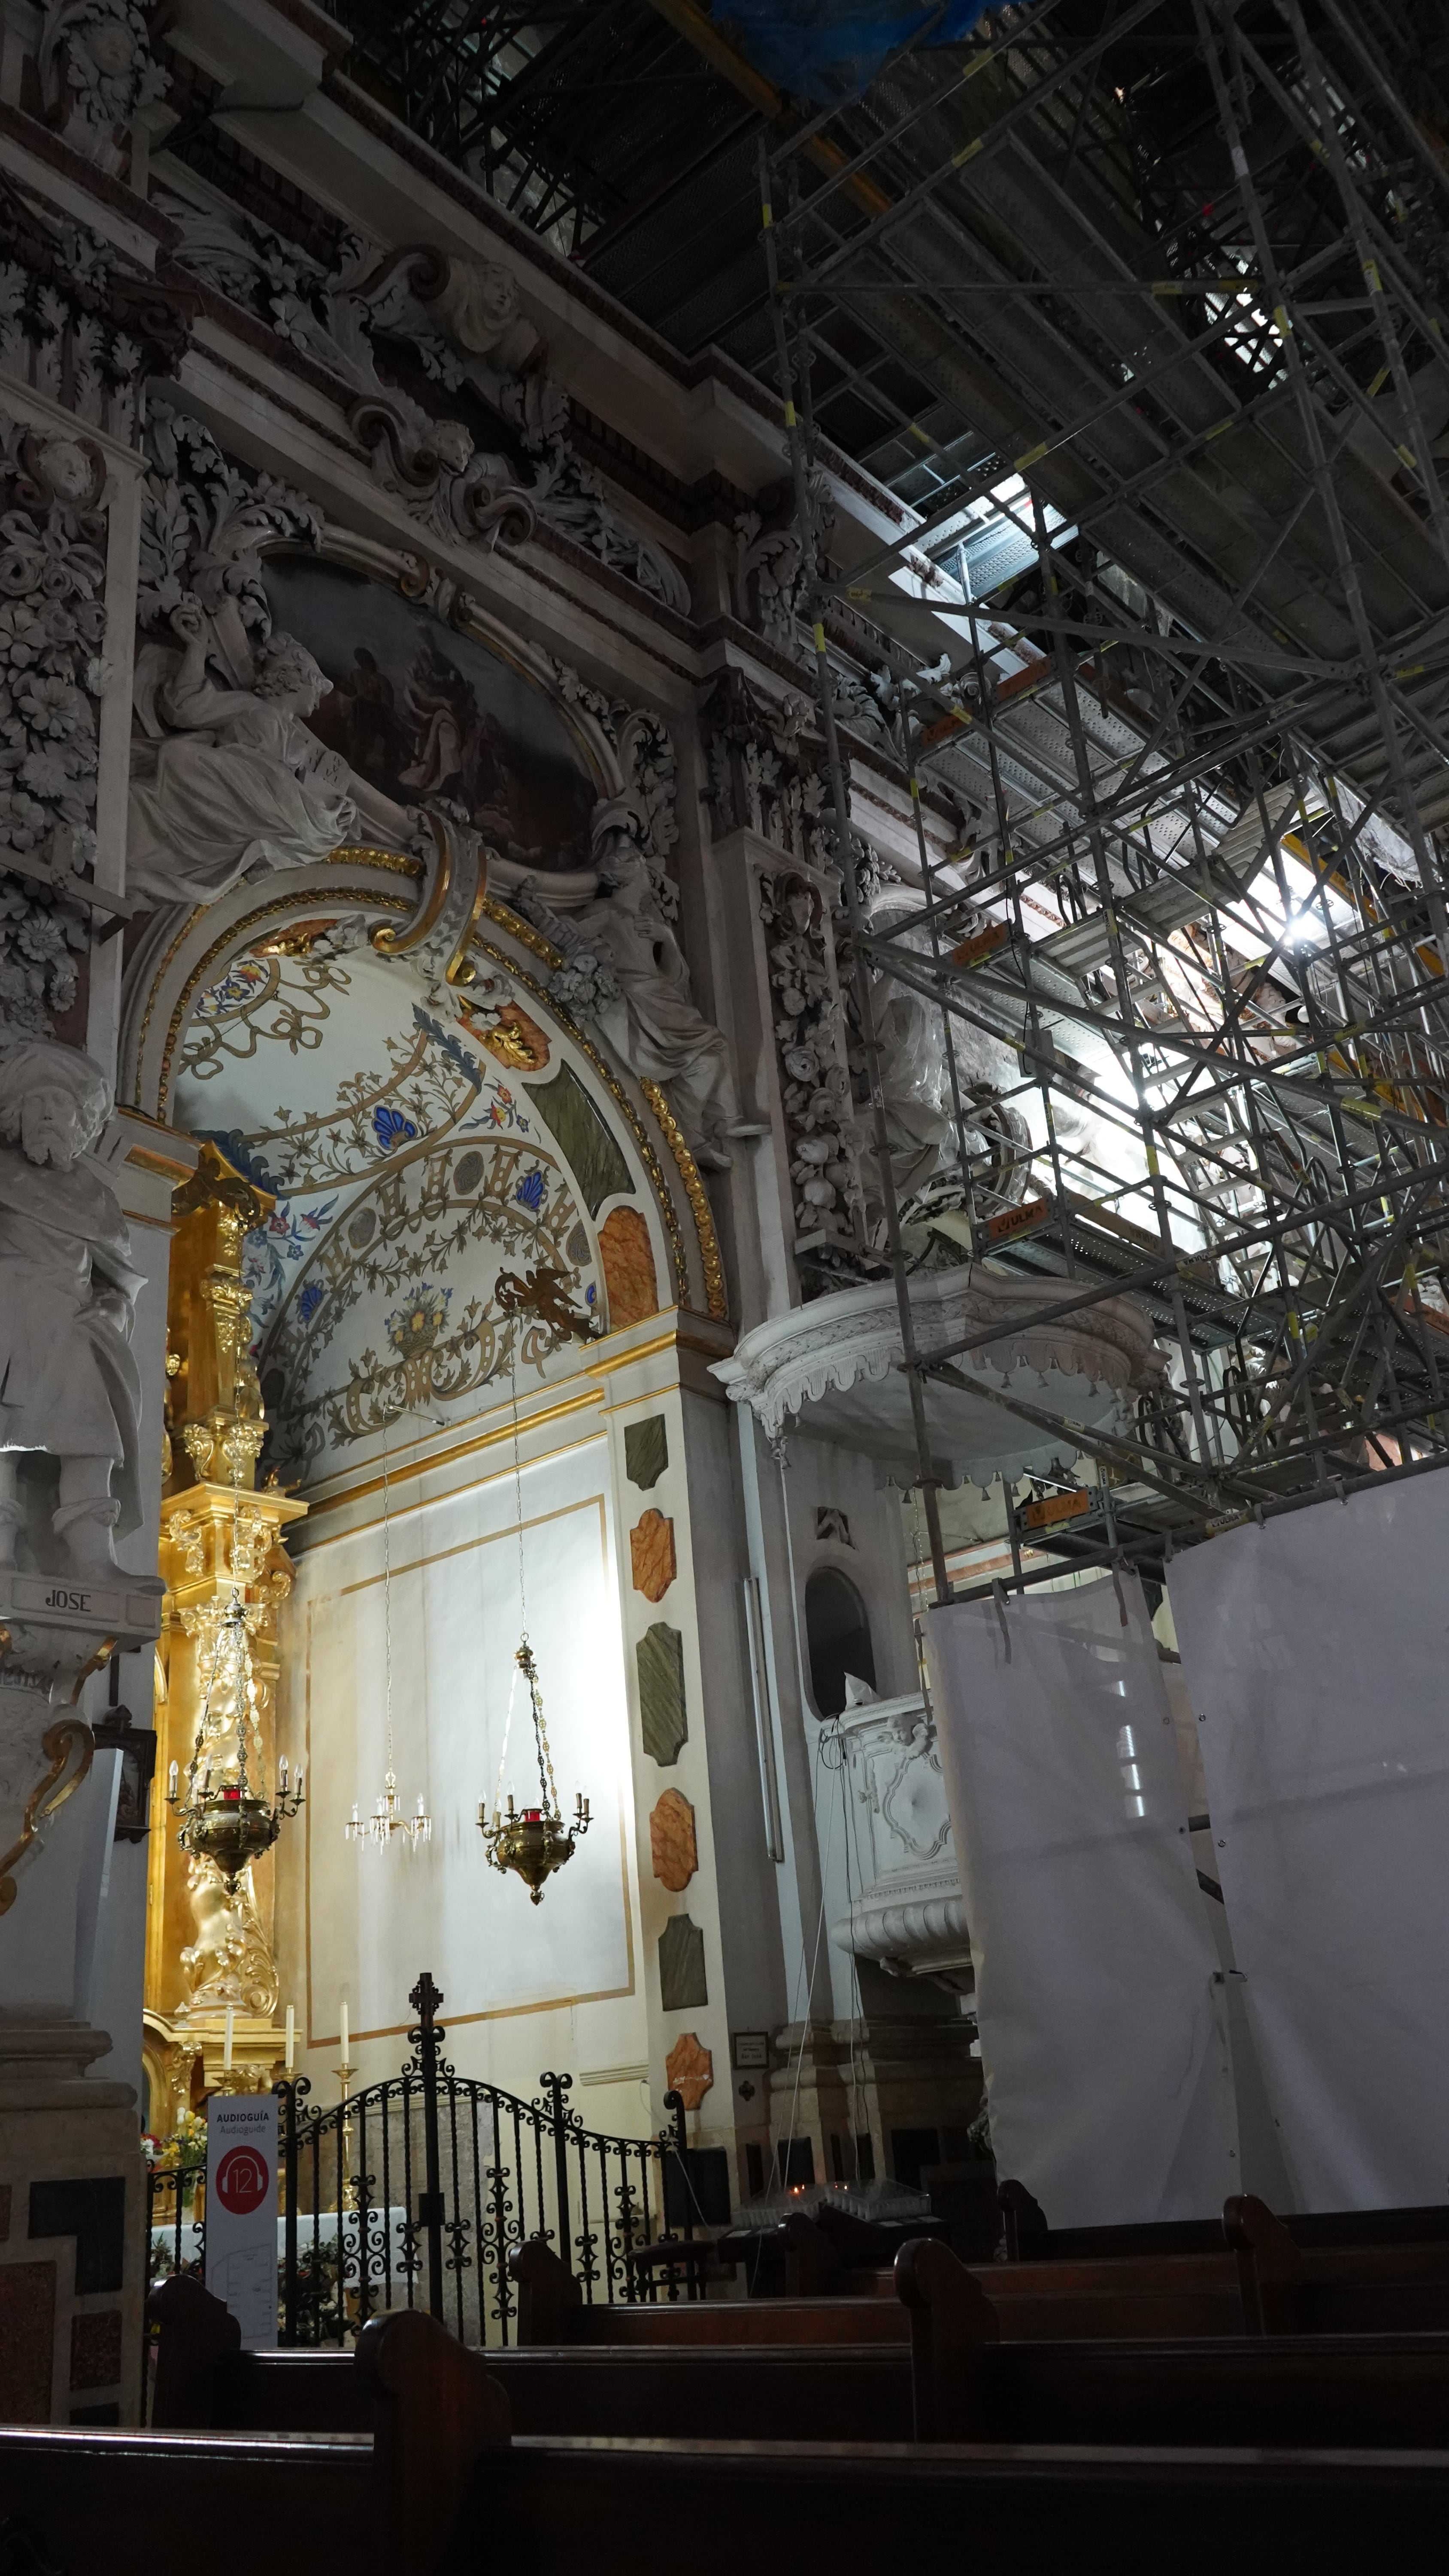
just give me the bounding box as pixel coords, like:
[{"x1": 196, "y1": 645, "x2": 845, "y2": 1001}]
[
  {"x1": 508, "y1": 2235, "x2": 908, "y2": 2344},
  {"x1": 897, "y1": 2236, "x2": 1449, "y2": 2445},
  {"x1": 1000, "y1": 2177, "x2": 1449, "y2": 2263},
  {"x1": 14, "y1": 2418, "x2": 1449, "y2": 2576},
  {"x1": 149, "y1": 2279, "x2": 914, "y2": 2444}
]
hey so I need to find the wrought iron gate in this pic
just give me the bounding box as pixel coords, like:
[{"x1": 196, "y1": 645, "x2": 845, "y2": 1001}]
[{"x1": 147, "y1": 1970, "x2": 692, "y2": 2349}]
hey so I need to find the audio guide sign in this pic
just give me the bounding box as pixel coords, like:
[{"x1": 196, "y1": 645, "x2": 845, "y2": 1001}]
[{"x1": 205, "y1": 2093, "x2": 278, "y2": 2347}]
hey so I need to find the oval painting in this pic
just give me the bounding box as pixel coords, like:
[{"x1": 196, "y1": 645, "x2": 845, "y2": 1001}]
[{"x1": 264, "y1": 557, "x2": 597, "y2": 869}]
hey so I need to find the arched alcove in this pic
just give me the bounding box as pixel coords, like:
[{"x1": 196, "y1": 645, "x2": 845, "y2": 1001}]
[
  {"x1": 170, "y1": 925, "x2": 672, "y2": 1492},
  {"x1": 804, "y1": 1566, "x2": 877, "y2": 1718}
]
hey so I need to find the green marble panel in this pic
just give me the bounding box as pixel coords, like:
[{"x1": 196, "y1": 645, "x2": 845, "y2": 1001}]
[
  {"x1": 637, "y1": 1622, "x2": 687, "y2": 1765},
  {"x1": 624, "y1": 1415, "x2": 668, "y2": 1491},
  {"x1": 658, "y1": 1913, "x2": 708, "y2": 2011},
  {"x1": 526, "y1": 1063, "x2": 634, "y2": 1216}
]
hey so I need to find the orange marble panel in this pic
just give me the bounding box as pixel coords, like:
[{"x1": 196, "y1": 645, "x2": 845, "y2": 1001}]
[
  {"x1": 665, "y1": 2032, "x2": 713, "y2": 2112},
  {"x1": 649, "y1": 1787, "x2": 697, "y2": 1892},
  {"x1": 600, "y1": 1206, "x2": 659, "y2": 1329},
  {"x1": 630, "y1": 1508, "x2": 676, "y2": 1603}
]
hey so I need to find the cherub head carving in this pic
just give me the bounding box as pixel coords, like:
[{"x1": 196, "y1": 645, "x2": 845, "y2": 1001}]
[{"x1": 0, "y1": 1040, "x2": 112, "y2": 1172}]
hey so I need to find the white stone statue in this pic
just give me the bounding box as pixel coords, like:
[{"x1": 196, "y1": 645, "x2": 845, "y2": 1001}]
[
  {"x1": 127, "y1": 611, "x2": 416, "y2": 908},
  {"x1": 0, "y1": 1042, "x2": 145, "y2": 1576},
  {"x1": 515, "y1": 811, "x2": 737, "y2": 1167}
]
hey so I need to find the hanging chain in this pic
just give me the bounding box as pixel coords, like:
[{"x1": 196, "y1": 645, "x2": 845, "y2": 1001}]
[{"x1": 381, "y1": 1419, "x2": 395, "y2": 1778}]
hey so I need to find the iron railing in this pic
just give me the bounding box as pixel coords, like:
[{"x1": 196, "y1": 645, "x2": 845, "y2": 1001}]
[{"x1": 146, "y1": 1969, "x2": 693, "y2": 2351}]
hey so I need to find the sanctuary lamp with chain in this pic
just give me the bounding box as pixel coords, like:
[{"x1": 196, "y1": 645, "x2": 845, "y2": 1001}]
[{"x1": 477, "y1": 1340, "x2": 589, "y2": 1900}]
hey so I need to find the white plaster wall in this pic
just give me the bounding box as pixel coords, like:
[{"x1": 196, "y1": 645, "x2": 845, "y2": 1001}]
[{"x1": 274, "y1": 1428, "x2": 650, "y2": 2119}]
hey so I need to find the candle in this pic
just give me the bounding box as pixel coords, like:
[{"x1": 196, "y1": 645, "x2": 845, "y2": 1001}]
[
  {"x1": 223, "y1": 2004, "x2": 234, "y2": 2072},
  {"x1": 279, "y1": 1756, "x2": 288, "y2": 1792},
  {"x1": 340, "y1": 2001, "x2": 349, "y2": 2063},
  {"x1": 285, "y1": 2004, "x2": 295, "y2": 2072},
  {"x1": 168, "y1": 1760, "x2": 178, "y2": 1799}
]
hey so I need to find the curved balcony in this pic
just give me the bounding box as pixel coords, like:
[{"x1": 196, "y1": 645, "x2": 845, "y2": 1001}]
[{"x1": 715, "y1": 1261, "x2": 1164, "y2": 1488}]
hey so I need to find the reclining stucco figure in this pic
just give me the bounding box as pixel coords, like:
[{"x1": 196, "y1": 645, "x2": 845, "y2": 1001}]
[{"x1": 0, "y1": 1040, "x2": 144, "y2": 1576}]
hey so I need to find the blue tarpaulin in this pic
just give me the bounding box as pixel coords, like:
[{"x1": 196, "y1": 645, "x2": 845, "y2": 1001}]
[{"x1": 707, "y1": 0, "x2": 996, "y2": 103}]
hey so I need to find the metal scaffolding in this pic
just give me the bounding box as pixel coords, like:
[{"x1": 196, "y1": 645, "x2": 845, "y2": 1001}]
[{"x1": 757, "y1": 0, "x2": 1449, "y2": 1598}]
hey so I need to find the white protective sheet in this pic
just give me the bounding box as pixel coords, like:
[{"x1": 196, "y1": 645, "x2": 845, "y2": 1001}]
[
  {"x1": 1168, "y1": 1476, "x2": 1449, "y2": 2209},
  {"x1": 926, "y1": 1572, "x2": 1238, "y2": 2226}
]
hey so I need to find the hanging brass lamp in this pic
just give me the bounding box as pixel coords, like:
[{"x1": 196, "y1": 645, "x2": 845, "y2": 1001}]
[
  {"x1": 478, "y1": 1639, "x2": 589, "y2": 1903},
  {"x1": 168, "y1": 1588, "x2": 304, "y2": 1889}
]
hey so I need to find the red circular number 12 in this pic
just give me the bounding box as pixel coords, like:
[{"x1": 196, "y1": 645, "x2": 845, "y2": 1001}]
[{"x1": 214, "y1": 2145, "x2": 270, "y2": 2215}]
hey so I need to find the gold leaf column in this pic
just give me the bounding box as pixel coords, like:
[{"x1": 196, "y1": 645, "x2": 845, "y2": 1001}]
[{"x1": 142, "y1": 1145, "x2": 307, "y2": 2132}]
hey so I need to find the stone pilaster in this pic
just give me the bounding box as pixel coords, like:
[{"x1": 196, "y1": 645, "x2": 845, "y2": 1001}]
[{"x1": 0, "y1": 1565, "x2": 164, "y2": 2426}]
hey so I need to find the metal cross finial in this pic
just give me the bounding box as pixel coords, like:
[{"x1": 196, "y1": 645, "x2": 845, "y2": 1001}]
[{"x1": 409, "y1": 1969, "x2": 443, "y2": 2024}]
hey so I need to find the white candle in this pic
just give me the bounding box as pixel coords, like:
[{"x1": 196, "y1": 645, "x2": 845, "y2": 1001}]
[
  {"x1": 340, "y1": 2000, "x2": 349, "y2": 2063},
  {"x1": 223, "y1": 2004, "x2": 234, "y2": 2072},
  {"x1": 168, "y1": 1760, "x2": 178, "y2": 1799},
  {"x1": 285, "y1": 2005, "x2": 295, "y2": 2072}
]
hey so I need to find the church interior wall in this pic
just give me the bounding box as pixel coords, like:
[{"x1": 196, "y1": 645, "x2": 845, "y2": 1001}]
[
  {"x1": 275, "y1": 1417, "x2": 647, "y2": 2109},
  {"x1": 0, "y1": 0, "x2": 1025, "y2": 2418}
]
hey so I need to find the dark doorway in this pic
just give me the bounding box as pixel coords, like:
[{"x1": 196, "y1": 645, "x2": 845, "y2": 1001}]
[{"x1": 804, "y1": 1567, "x2": 876, "y2": 1716}]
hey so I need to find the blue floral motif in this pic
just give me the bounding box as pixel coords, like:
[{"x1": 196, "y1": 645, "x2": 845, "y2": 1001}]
[
  {"x1": 299, "y1": 1282, "x2": 325, "y2": 1324},
  {"x1": 242, "y1": 1195, "x2": 338, "y2": 1348},
  {"x1": 372, "y1": 1103, "x2": 418, "y2": 1154},
  {"x1": 515, "y1": 1168, "x2": 546, "y2": 1213}
]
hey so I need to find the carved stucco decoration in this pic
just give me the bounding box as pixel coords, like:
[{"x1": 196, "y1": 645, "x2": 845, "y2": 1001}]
[
  {"x1": 37, "y1": 0, "x2": 169, "y2": 178},
  {"x1": 0, "y1": 181, "x2": 198, "y2": 1046},
  {"x1": 714, "y1": 1262, "x2": 1167, "y2": 1488},
  {"x1": 759, "y1": 867, "x2": 864, "y2": 1257},
  {"x1": 0, "y1": 410, "x2": 108, "y2": 1043},
  {"x1": 732, "y1": 469, "x2": 835, "y2": 656},
  {"x1": 0, "y1": 1040, "x2": 146, "y2": 1574},
  {"x1": 131, "y1": 409, "x2": 491, "y2": 928},
  {"x1": 127, "y1": 419, "x2": 729, "y2": 1177},
  {"x1": 0, "y1": 174, "x2": 196, "y2": 450},
  {"x1": 115, "y1": 428, "x2": 726, "y2": 1315},
  {"x1": 701, "y1": 668, "x2": 831, "y2": 867},
  {"x1": 155, "y1": 194, "x2": 690, "y2": 611},
  {"x1": 825, "y1": 1685, "x2": 970, "y2": 1993}
]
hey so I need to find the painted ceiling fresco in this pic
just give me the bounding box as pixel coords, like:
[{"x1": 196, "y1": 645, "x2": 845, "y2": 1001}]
[
  {"x1": 263, "y1": 557, "x2": 598, "y2": 870},
  {"x1": 173, "y1": 930, "x2": 648, "y2": 1488}
]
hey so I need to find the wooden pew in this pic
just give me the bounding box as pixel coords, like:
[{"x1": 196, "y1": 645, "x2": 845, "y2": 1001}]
[
  {"x1": 768, "y1": 2210, "x2": 1248, "y2": 2336},
  {"x1": 150, "y1": 2261, "x2": 1449, "y2": 2462},
  {"x1": 9, "y1": 2302, "x2": 508, "y2": 2576},
  {"x1": 782, "y1": 2200, "x2": 1449, "y2": 2341},
  {"x1": 1000, "y1": 2177, "x2": 1449, "y2": 2264},
  {"x1": 9, "y1": 2412, "x2": 1449, "y2": 2576},
  {"x1": 1225, "y1": 2194, "x2": 1449, "y2": 2335},
  {"x1": 899, "y1": 2237, "x2": 1449, "y2": 2447},
  {"x1": 507, "y1": 2236, "x2": 909, "y2": 2346},
  {"x1": 148, "y1": 2272, "x2": 915, "y2": 2443}
]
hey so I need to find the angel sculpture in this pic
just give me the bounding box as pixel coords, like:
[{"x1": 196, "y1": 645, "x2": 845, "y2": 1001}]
[
  {"x1": 512, "y1": 811, "x2": 738, "y2": 1170},
  {"x1": 0, "y1": 1041, "x2": 144, "y2": 1576},
  {"x1": 127, "y1": 607, "x2": 417, "y2": 908}
]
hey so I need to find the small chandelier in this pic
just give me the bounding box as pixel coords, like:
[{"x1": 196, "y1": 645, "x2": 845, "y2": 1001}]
[
  {"x1": 169, "y1": 1589, "x2": 303, "y2": 1889},
  {"x1": 346, "y1": 1771, "x2": 431, "y2": 1852},
  {"x1": 479, "y1": 1638, "x2": 590, "y2": 1904}
]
